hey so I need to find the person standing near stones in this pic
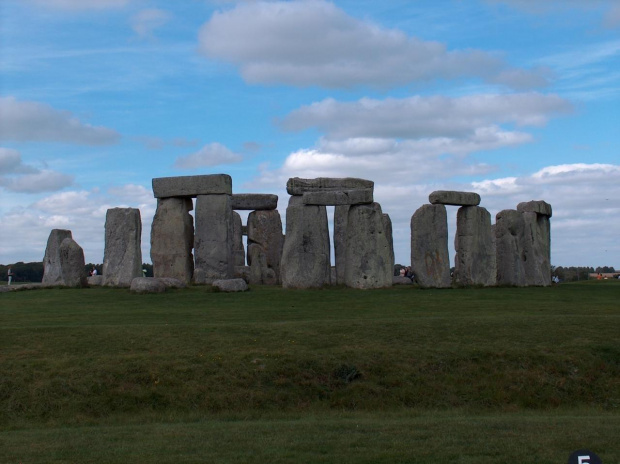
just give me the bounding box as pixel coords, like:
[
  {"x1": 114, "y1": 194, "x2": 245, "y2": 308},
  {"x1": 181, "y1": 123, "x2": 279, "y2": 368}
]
[{"x1": 7, "y1": 267, "x2": 13, "y2": 285}]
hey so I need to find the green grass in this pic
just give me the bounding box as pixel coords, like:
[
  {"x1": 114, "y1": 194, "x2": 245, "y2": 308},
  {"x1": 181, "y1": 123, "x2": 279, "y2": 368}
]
[{"x1": 1, "y1": 280, "x2": 619, "y2": 462}]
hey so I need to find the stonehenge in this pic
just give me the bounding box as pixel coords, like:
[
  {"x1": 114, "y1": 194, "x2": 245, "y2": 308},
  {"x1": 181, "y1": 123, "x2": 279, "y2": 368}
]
[
  {"x1": 42, "y1": 229, "x2": 73, "y2": 285},
  {"x1": 410, "y1": 205, "x2": 451, "y2": 288},
  {"x1": 42, "y1": 229, "x2": 87, "y2": 287},
  {"x1": 103, "y1": 208, "x2": 143, "y2": 287}
]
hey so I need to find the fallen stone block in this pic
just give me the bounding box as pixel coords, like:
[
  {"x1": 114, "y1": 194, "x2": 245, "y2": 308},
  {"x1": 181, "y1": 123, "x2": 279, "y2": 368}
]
[
  {"x1": 393, "y1": 276, "x2": 413, "y2": 285},
  {"x1": 130, "y1": 277, "x2": 166, "y2": 294},
  {"x1": 231, "y1": 194, "x2": 278, "y2": 210},
  {"x1": 517, "y1": 200, "x2": 552, "y2": 217},
  {"x1": 302, "y1": 188, "x2": 373, "y2": 206},
  {"x1": 157, "y1": 277, "x2": 186, "y2": 288},
  {"x1": 152, "y1": 174, "x2": 232, "y2": 198},
  {"x1": 429, "y1": 190, "x2": 481, "y2": 206},
  {"x1": 88, "y1": 275, "x2": 104, "y2": 286},
  {"x1": 287, "y1": 177, "x2": 373, "y2": 195},
  {"x1": 212, "y1": 278, "x2": 249, "y2": 292}
]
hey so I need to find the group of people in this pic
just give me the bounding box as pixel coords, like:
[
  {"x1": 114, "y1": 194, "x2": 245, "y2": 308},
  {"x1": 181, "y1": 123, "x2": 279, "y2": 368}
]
[{"x1": 399, "y1": 266, "x2": 414, "y2": 280}]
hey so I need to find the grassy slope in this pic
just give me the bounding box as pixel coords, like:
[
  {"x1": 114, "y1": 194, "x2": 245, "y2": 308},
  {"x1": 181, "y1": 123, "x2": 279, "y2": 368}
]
[{"x1": 1, "y1": 281, "x2": 619, "y2": 463}]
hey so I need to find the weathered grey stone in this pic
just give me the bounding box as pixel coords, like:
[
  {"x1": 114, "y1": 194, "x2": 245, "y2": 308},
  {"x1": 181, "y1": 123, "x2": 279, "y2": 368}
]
[
  {"x1": 130, "y1": 277, "x2": 166, "y2": 294},
  {"x1": 151, "y1": 197, "x2": 194, "y2": 284},
  {"x1": 287, "y1": 177, "x2": 373, "y2": 195},
  {"x1": 523, "y1": 211, "x2": 552, "y2": 286},
  {"x1": 152, "y1": 174, "x2": 232, "y2": 198},
  {"x1": 454, "y1": 206, "x2": 496, "y2": 287},
  {"x1": 410, "y1": 205, "x2": 451, "y2": 288},
  {"x1": 393, "y1": 276, "x2": 413, "y2": 285},
  {"x1": 157, "y1": 277, "x2": 186, "y2": 289},
  {"x1": 88, "y1": 275, "x2": 104, "y2": 286},
  {"x1": 247, "y1": 210, "x2": 284, "y2": 284},
  {"x1": 517, "y1": 200, "x2": 552, "y2": 218},
  {"x1": 280, "y1": 196, "x2": 331, "y2": 288},
  {"x1": 382, "y1": 213, "x2": 395, "y2": 272},
  {"x1": 231, "y1": 194, "x2": 278, "y2": 210},
  {"x1": 58, "y1": 238, "x2": 87, "y2": 287},
  {"x1": 495, "y1": 209, "x2": 527, "y2": 286},
  {"x1": 42, "y1": 229, "x2": 73, "y2": 285},
  {"x1": 330, "y1": 267, "x2": 337, "y2": 285},
  {"x1": 103, "y1": 208, "x2": 143, "y2": 287},
  {"x1": 429, "y1": 190, "x2": 481, "y2": 206},
  {"x1": 344, "y1": 202, "x2": 392, "y2": 289},
  {"x1": 302, "y1": 189, "x2": 373, "y2": 206},
  {"x1": 232, "y1": 211, "x2": 245, "y2": 267},
  {"x1": 234, "y1": 265, "x2": 251, "y2": 282},
  {"x1": 194, "y1": 194, "x2": 234, "y2": 284},
  {"x1": 212, "y1": 278, "x2": 249, "y2": 292},
  {"x1": 334, "y1": 205, "x2": 349, "y2": 285}
]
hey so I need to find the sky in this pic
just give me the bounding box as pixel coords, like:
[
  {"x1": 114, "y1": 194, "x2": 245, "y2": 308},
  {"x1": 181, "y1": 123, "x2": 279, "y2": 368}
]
[{"x1": 1, "y1": 0, "x2": 619, "y2": 269}]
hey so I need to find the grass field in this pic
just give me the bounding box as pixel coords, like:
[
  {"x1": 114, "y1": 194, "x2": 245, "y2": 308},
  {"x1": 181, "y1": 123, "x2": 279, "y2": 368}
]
[{"x1": 1, "y1": 280, "x2": 619, "y2": 463}]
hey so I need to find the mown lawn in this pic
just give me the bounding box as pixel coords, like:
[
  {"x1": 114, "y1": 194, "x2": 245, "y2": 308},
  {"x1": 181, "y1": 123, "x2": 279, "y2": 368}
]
[{"x1": 1, "y1": 280, "x2": 619, "y2": 463}]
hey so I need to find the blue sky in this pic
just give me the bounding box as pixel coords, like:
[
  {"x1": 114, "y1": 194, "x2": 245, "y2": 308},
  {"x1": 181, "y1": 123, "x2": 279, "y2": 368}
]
[{"x1": 1, "y1": 0, "x2": 619, "y2": 268}]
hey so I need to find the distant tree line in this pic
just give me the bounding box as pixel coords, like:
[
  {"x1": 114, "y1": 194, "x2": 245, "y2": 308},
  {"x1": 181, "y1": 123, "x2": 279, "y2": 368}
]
[
  {"x1": 552, "y1": 266, "x2": 617, "y2": 282},
  {"x1": 1, "y1": 262, "x2": 153, "y2": 283}
]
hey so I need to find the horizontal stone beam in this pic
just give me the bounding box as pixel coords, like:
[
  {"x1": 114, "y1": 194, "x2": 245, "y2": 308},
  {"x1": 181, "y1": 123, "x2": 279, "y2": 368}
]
[
  {"x1": 302, "y1": 189, "x2": 373, "y2": 206},
  {"x1": 429, "y1": 190, "x2": 480, "y2": 206},
  {"x1": 517, "y1": 200, "x2": 552, "y2": 217},
  {"x1": 152, "y1": 174, "x2": 232, "y2": 198},
  {"x1": 231, "y1": 194, "x2": 278, "y2": 210},
  {"x1": 287, "y1": 177, "x2": 373, "y2": 196}
]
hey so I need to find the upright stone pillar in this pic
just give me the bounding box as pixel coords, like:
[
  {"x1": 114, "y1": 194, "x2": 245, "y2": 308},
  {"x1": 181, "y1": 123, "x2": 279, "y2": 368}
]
[
  {"x1": 280, "y1": 196, "x2": 331, "y2": 288},
  {"x1": 454, "y1": 206, "x2": 496, "y2": 287},
  {"x1": 194, "y1": 194, "x2": 234, "y2": 283},
  {"x1": 59, "y1": 237, "x2": 87, "y2": 287},
  {"x1": 247, "y1": 209, "x2": 284, "y2": 284},
  {"x1": 495, "y1": 209, "x2": 526, "y2": 286},
  {"x1": 333, "y1": 205, "x2": 349, "y2": 285},
  {"x1": 232, "y1": 211, "x2": 245, "y2": 267},
  {"x1": 151, "y1": 197, "x2": 194, "y2": 284},
  {"x1": 382, "y1": 213, "x2": 395, "y2": 272},
  {"x1": 42, "y1": 229, "x2": 73, "y2": 285},
  {"x1": 103, "y1": 208, "x2": 143, "y2": 287},
  {"x1": 410, "y1": 204, "x2": 451, "y2": 288},
  {"x1": 344, "y1": 202, "x2": 392, "y2": 289},
  {"x1": 517, "y1": 201, "x2": 552, "y2": 287}
]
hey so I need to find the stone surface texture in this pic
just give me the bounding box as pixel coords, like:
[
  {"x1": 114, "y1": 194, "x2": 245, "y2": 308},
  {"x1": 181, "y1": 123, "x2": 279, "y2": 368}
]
[
  {"x1": 194, "y1": 194, "x2": 234, "y2": 284},
  {"x1": 495, "y1": 209, "x2": 527, "y2": 286},
  {"x1": 42, "y1": 229, "x2": 73, "y2": 285},
  {"x1": 393, "y1": 276, "x2": 413, "y2": 285},
  {"x1": 151, "y1": 197, "x2": 194, "y2": 284},
  {"x1": 301, "y1": 189, "x2": 373, "y2": 206},
  {"x1": 429, "y1": 190, "x2": 481, "y2": 206},
  {"x1": 247, "y1": 210, "x2": 284, "y2": 284},
  {"x1": 333, "y1": 205, "x2": 349, "y2": 285},
  {"x1": 157, "y1": 277, "x2": 186, "y2": 288},
  {"x1": 517, "y1": 200, "x2": 552, "y2": 218},
  {"x1": 454, "y1": 206, "x2": 496, "y2": 287},
  {"x1": 410, "y1": 204, "x2": 451, "y2": 288},
  {"x1": 232, "y1": 211, "x2": 245, "y2": 267},
  {"x1": 58, "y1": 237, "x2": 87, "y2": 287},
  {"x1": 88, "y1": 275, "x2": 104, "y2": 286},
  {"x1": 212, "y1": 278, "x2": 249, "y2": 292},
  {"x1": 130, "y1": 277, "x2": 166, "y2": 294},
  {"x1": 287, "y1": 177, "x2": 373, "y2": 195},
  {"x1": 382, "y1": 213, "x2": 395, "y2": 272},
  {"x1": 231, "y1": 194, "x2": 278, "y2": 210},
  {"x1": 280, "y1": 196, "x2": 331, "y2": 288},
  {"x1": 344, "y1": 202, "x2": 392, "y2": 289},
  {"x1": 523, "y1": 211, "x2": 552, "y2": 286},
  {"x1": 152, "y1": 174, "x2": 232, "y2": 198},
  {"x1": 103, "y1": 208, "x2": 143, "y2": 287}
]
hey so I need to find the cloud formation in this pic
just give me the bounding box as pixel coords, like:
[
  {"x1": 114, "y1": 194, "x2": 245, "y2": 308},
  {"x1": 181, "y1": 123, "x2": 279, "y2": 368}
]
[
  {"x1": 24, "y1": 0, "x2": 130, "y2": 10},
  {"x1": 174, "y1": 143, "x2": 243, "y2": 169},
  {"x1": 199, "y1": 0, "x2": 547, "y2": 89},
  {"x1": 0, "y1": 147, "x2": 73, "y2": 193},
  {"x1": 131, "y1": 9, "x2": 171, "y2": 39},
  {"x1": 0, "y1": 97, "x2": 120, "y2": 145}
]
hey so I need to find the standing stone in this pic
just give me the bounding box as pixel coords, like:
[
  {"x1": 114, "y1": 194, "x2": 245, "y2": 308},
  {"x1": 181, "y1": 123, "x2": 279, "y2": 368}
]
[
  {"x1": 247, "y1": 210, "x2": 284, "y2": 284},
  {"x1": 59, "y1": 237, "x2": 87, "y2": 287},
  {"x1": 194, "y1": 194, "x2": 234, "y2": 284},
  {"x1": 410, "y1": 205, "x2": 451, "y2": 288},
  {"x1": 280, "y1": 196, "x2": 331, "y2": 288},
  {"x1": 495, "y1": 209, "x2": 527, "y2": 286},
  {"x1": 150, "y1": 197, "x2": 194, "y2": 284},
  {"x1": 232, "y1": 211, "x2": 245, "y2": 267},
  {"x1": 523, "y1": 211, "x2": 552, "y2": 286},
  {"x1": 517, "y1": 200, "x2": 552, "y2": 218},
  {"x1": 382, "y1": 213, "x2": 395, "y2": 272},
  {"x1": 454, "y1": 206, "x2": 496, "y2": 287},
  {"x1": 42, "y1": 229, "x2": 73, "y2": 285},
  {"x1": 334, "y1": 205, "x2": 349, "y2": 285},
  {"x1": 344, "y1": 202, "x2": 392, "y2": 289},
  {"x1": 103, "y1": 208, "x2": 143, "y2": 287}
]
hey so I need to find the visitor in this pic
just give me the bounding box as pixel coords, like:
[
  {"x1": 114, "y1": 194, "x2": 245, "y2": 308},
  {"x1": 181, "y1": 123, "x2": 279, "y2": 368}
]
[
  {"x1": 7, "y1": 267, "x2": 13, "y2": 285},
  {"x1": 92, "y1": 267, "x2": 97, "y2": 276},
  {"x1": 399, "y1": 268, "x2": 406, "y2": 277}
]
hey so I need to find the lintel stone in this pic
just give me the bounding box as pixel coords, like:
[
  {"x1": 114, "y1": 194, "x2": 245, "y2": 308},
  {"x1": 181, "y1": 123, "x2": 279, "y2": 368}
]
[
  {"x1": 231, "y1": 194, "x2": 278, "y2": 210},
  {"x1": 152, "y1": 174, "x2": 232, "y2": 198},
  {"x1": 287, "y1": 177, "x2": 373, "y2": 196},
  {"x1": 517, "y1": 200, "x2": 552, "y2": 218},
  {"x1": 302, "y1": 188, "x2": 373, "y2": 206},
  {"x1": 429, "y1": 190, "x2": 481, "y2": 206}
]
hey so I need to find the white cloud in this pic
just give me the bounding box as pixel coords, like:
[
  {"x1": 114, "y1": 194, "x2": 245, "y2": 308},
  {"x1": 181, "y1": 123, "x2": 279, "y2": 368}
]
[
  {"x1": 24, "y1": 0, "x2": 130, "y2": 10},
  {"x1": 0, "y1": 97, "x2": 120, "y2": 145},
  {"x1": 0, "y1": 147, "x2": 73, "y2": 193},
  {"x1": 199, "y1": 0, "x2": 547, "y2": 89},
  {"x1": 174, "y1": 142, "x2": 243, "y2": 169},
  {"x1": 131, "y1": 9, "x2": 171, "y2": 39},
  {"x1": 281, "y1": 93, "x2": 572, "y2": 139}
]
